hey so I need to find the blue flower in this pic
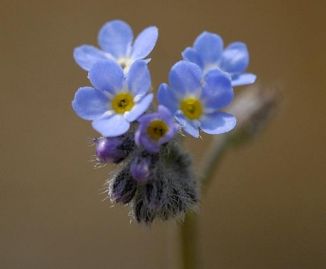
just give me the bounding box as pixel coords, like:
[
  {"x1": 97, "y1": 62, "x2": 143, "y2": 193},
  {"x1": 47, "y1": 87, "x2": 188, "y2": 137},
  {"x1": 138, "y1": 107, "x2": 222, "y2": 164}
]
[
  {"x1": 182, "y1": 31, "x2": 256, "y2": 87},
  {"x1": 135, "y1": 105, "x2": 178, "y2": 153},
  {"x1": 74, "y1": 20, "x2": 158, "y2": 72},
  {"x1": 158, "y1": 61, "x2": 236, "y2": 138},
  {"x1": 72, "y1": 60, "x2": 153, "y2": 137}
]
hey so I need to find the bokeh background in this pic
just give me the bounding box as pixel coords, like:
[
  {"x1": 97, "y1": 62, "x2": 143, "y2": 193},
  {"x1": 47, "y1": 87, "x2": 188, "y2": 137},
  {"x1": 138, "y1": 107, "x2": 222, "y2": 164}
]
[{"x1": 1, "y1": 0, "x2": 325, "y2": 268}]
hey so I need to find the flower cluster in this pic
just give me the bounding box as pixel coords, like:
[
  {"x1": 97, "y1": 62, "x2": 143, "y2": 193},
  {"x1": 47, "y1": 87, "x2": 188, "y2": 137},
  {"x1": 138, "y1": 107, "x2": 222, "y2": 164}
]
[{"x1": 72, "y1": 20, "x2": 256, "y2": 223}]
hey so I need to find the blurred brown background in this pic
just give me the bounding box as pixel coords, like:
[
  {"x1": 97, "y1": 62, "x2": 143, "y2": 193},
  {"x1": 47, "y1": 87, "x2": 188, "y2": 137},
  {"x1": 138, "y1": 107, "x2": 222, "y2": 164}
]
[{"x1": 1, "y1": 0, "x2": 325, "y2": 268}]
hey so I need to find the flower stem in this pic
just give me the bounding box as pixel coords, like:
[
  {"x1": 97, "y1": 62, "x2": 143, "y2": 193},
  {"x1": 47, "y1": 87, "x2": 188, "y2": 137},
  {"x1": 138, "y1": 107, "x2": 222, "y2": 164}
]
[{"x1": 180, "y1": 212, "x2": 199, "y2": 269}]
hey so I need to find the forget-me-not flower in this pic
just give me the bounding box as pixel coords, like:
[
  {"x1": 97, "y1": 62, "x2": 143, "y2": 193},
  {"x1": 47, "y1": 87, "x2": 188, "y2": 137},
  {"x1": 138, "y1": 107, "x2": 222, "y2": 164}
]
[
  {"x1": 71, "y1": 19, "x2": 262, "y2": 223},
  {"x1": 74, "y1": 20, "x2": 158, "y2": 72},
  {"x1": 158, "y1": 61, "x2": 236, "y2": 138},
  {"x1": 72, "y1": 59, "x2": 153, "y2": 137},
  {"x1": 135, "y1": 105, "x2": 178, "y2": 153},
  {"x1": 182, "y1": 32, "x2": 256, "y2": 87}
]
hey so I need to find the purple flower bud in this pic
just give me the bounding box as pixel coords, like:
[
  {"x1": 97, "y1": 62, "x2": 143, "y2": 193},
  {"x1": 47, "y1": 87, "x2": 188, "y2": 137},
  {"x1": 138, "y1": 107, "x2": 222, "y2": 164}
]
[
  {"x1": 95, "y1": 137, "x2": 126, "y2": 163},
  {"x1": 130, "y1": 157, "x2": 151, "y2": 183}
]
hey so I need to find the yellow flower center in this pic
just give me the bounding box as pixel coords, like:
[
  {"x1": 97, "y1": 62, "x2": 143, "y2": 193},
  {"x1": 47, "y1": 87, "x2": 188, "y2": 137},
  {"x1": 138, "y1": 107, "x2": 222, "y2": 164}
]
[
  {"x1": 180, "y1": 97, "x2": 203, "y2": 120},
  {"x1": 147, "y1": 120, "x2": 169, "y2": 141},
  {"x1": 111, "y1": 92, "x2": 134, "y2": 114}
]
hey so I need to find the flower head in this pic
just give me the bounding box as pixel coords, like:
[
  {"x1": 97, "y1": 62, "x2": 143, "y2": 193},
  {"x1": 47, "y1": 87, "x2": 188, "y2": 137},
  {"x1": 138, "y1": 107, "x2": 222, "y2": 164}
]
[
  {"x1": 74, "y1": 20, "x2": 158, "y2": 72},
  {"x1": 72, "y1": 59, "x2": 153, "y2": 137},
  {"x1": 158, "y1": 61, "x2": 236, "y2": 138},
  {"x1": 71, "y1": 20, "x2": 261, "y2": 224},
  {"x1": 182, "y1": 31, "x2": 256, "y2": 87},
  {"x1": 135, "y1": 105, "x2": 178, "y2": 153}
]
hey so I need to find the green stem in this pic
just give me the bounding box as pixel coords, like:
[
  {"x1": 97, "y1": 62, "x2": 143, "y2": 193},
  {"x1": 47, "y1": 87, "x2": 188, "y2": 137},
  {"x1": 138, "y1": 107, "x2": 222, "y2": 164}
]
[{"x1": 180, "y1": 212, "x2": 199, "y2": 269}]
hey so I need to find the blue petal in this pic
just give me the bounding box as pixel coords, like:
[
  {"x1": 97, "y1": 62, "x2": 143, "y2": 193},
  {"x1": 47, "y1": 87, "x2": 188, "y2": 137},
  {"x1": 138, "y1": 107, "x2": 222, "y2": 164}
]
[
  {"x1": 131, "y1": 26, "x2": 158, "y2": 60},
  {"x1": 232, "y1": 73, "x2": 256, "y2": 87},
  {"x1": 175, "y1": 112, "x2": 200, "y2": 138},
  {"x1": 72, "y1": 87, "x2": 108, "y2": 120},
  {"x1": 182, "y1": 47, "x2": 203, "y2": 68},
  {"x1": 98, "y1": 20, "x2": 133, "y2": 58},
  {"x1": 220, "y1": 42, "x2": 249, "y2": 74},
  {"x1": 127, "y1": 60, "x2": 151, "y2": 97},
  {"x1": 92, "y1": 114, "x2": 130, "y2": 137},
  {"x1": 169, "y1": 61, "x2": 202, "y2": 96},
  {"x1": 73, "y1": 45, "x2": 111, "y2": 71},
  {"x1": 157, "y1": 104, "x2": 174, "y2": 119},
  {"x1": 193, "y1": 32, "x2": 223, "y2": 66},
  {"x1": 200, "y1": 112, "x2": 236, "y2": 135},
  {"x1": 124, "y1": 93, "x2": 153, "y2": 122},
  {"x1": 88, "y1": 60, "x2": 124, "y2": 93},
  {"x1": 157, "y1": 83, "x2": 178, "y2": 113},
  {"x1": 202, "y1": 70, "x2": 234, "y2": 110}
]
